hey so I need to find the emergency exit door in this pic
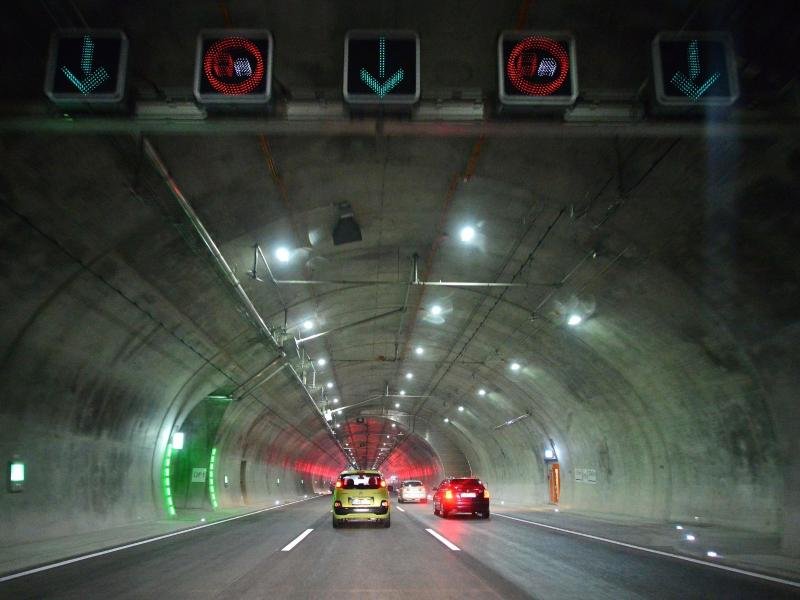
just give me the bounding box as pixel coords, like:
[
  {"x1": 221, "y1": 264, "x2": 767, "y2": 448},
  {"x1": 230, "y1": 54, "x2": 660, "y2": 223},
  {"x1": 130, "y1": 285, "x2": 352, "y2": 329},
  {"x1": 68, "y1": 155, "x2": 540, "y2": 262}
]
[{"x1": 548, "y1": 462, "x2": 560, "y2": 504}]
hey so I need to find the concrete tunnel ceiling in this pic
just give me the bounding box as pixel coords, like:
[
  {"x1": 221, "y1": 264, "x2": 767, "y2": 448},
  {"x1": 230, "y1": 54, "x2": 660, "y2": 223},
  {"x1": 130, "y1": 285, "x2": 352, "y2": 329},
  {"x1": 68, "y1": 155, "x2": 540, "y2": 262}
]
[{"x1": 1, "y1": 0, "x2": 799, "y2": 556}]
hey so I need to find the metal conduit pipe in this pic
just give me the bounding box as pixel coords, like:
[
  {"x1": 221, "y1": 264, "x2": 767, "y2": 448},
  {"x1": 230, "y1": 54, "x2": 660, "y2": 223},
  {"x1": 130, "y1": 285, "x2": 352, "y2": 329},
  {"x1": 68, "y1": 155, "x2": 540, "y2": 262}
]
[{"x1": 142, "y1": 138, "x2": 346, "y2": 456}]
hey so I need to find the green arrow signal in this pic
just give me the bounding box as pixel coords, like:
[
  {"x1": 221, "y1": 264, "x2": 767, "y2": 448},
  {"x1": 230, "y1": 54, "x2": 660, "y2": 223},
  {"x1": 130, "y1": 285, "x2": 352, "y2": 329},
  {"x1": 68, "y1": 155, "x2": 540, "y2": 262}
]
[
  {"x1": 670, "y1": 40, "x2": 720, "y2": 101},
  {"x1": 359, "y1": 37, "x2": 405, "y2": 98},
  {"x1": 61, "y1": 35, "x2": 110, "y2": 94}
]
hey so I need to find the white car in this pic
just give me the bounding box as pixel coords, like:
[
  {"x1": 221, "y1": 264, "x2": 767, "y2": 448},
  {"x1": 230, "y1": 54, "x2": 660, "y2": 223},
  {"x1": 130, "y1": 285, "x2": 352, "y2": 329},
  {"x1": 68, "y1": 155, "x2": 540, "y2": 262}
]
[{"x1": 397, "y1": 480, "x2": 427, "y2": 503}]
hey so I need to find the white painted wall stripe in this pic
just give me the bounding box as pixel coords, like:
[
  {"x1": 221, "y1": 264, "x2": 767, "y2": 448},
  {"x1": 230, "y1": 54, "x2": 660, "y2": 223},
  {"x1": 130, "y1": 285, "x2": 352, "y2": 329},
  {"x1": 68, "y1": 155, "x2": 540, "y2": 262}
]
[
  {"x1": 280, "y1": 528, "x2": 314, "y2": 552},
  {"x1": 494, "y1": 513, "x2": 800, "y2": 589},
  {"x1": 0, "y1": 496, "x2": 316, "y2": 583},
  {"x1": 425, "y1": 528, "x2": 461, "y2": 551}
]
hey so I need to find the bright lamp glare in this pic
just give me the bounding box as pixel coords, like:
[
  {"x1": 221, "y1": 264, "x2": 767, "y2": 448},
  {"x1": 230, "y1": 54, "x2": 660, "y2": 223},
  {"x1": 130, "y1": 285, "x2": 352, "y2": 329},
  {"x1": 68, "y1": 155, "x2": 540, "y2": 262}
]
[
  {"x1": 391, "y1": 423, "x2": 396, "y2": 428},
  {"x1": 275, "y1": 247, "x2": 290, "y2": 263},
  {"x1": 326, "y1": 382, "x2": 334, "y2": 389},
  {"x1": 415, "y1": 346, "x2": 424, "y2": 355},
  {"x1": 430, "y1": 305, "x2": 442, "y2": 316},
  {"x1": 303, "y1": 320, "x2": 314, "y2": 331},
  {"x1": 685, "y1": 534, "x2": 696, "y2": 541},
  {"x1": 459, "y1": 226, "x2": 476, "y2": 242},
  {"x1": 399, "y1": 390, "x2": 406, "y2": 395},
  {"x1": 567, "y1": 314, "x2": 583, "y2": 326},
  {"x1": 317, "y1": 358, "x2": 326, "y2": 367},
  {"x1": 395, "y1": 402, "x2": 400, "y2": 408},
  {"x1": 9, "y1": 462, "x2": 24, "y2": 482},
  {"x1": 544, "y1": 449, "x2": 554, "y2": 459},
  {"x1": 706, "y1": 551, "x2": 718, "y2": 558},
  {"x1": 443, "y1": 417, "x2": 450, "y2": 423},
  {"x1": 405, "y1": 372, "x2": 413, "y2": 380},
  {"x1": 458, "y1": 406, "x2": 464, "y2": 412},
  {"x1": 335, "y1": 423, "x2": 340, "y2": 429},
  {"x1": 172, "y1": 432, "x2": 185, "y2": 450},
  {"x1": 510, "y1": 362, "x2": 521, "y2": 371},
  {"x1": 332, "y1": 398, "x2": 339, "y2": 404},
  {"x1": 478, "y1": 388, "x2": 486, "y2": 396}
]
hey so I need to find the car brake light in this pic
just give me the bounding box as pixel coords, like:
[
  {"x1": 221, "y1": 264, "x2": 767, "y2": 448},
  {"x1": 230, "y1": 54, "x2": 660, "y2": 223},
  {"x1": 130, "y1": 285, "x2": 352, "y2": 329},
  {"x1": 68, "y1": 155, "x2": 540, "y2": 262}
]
[
  {"x1": 444, "y1": 489, "x2": 453, "y2": 500},
  {"x1": 335, "y1": 480, "x2": 342, "y2": 488},
  {"x1": 381, "y1": 480, "x2": 387, "y2": 488},
  {"x1": 483, "y1": 489, "x2": 490, "y2": 499}
]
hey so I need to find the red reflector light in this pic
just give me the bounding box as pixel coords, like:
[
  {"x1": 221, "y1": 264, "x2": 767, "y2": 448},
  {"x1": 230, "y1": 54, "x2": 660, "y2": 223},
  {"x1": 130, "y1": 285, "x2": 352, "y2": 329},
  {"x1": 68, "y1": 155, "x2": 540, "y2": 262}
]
[
  {"x1": 444, "y1": 489, "x2": 453, "y2": 500},
  {"x1": 484, "y1": 489, "x2": 490, "y2": 499},
  {"x1": 381, "y1": 500, "x2": 389, "y2": 507},
  {"x1": 334, "y1": 501, "x2": 342, "y2": 508},
  {"x1": 381, "y1": 480, "x2": 387, "y2": 488},
  {"x1": 335, "y1": 480, "x2": 342, "y2": 488}
]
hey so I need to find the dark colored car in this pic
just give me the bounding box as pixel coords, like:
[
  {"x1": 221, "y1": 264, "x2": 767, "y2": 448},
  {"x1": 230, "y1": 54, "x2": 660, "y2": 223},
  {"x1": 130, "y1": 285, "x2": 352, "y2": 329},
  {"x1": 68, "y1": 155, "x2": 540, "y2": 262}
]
[{"x1": 433, "y1": 477, "x2": 490, "y2": 519}]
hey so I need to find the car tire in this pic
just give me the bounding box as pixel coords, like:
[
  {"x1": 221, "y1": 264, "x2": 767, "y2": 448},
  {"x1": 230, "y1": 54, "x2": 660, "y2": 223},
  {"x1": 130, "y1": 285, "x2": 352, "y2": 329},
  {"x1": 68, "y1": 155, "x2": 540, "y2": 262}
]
[
  {"x1": 332, "y1": 516, "x2": 341, "y2": 528},
  {"x1": 441, "y1": 508, "x2": 449, "y2": 519},
  {"x1": 433, "y1": 506, "x2": 440, "y2": 516},
  {"x1": 482, "y1": 510, "x2": 491, "y2": 519},
  {"x1": 383, "y1": 517, "x2": 391, "y2": 528},
  {"x1": 398, "y1": 497, "x2": 404, "y2": 503}
]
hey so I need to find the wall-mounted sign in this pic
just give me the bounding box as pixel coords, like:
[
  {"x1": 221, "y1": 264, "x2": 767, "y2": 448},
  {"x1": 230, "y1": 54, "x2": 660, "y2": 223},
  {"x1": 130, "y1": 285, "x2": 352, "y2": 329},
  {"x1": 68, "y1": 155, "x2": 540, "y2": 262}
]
[
  {"x1": 652, "y1": 31, "x2": 739, "y2": 107},
  {"x1": 344, "y1": 30, "x2": 420, "y2": 105},
  {"x1": 8, "y1": 461, "x2": 25, "y2": 492},
  {"x1": 194, "y1": 29, "x2": 273, "y2": 104},
  {"x1": 44, "y1": 29, "x2": 128, "y2": 106},
  {"x1": 191, "y1": 468, "x2": 207, "y2": 483},
  {"x1": 498, "y1": 31, "x2": 578, "y2": 106}
]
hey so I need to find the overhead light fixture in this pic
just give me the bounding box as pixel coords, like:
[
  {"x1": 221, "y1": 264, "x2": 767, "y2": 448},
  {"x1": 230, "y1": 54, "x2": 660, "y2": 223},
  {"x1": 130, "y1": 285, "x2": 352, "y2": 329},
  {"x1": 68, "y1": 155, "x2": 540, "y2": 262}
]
[
  {"x1": 317, "y1": 358, "x2": 327, "y2": 367},
  {"x1": 544, "y1": 448, "x2": 554, "y2": 459},
  {"x1": 567, "y1": 314, "x2": 583, "y2": 326},
  {"x1": 430, "y1": 304, "x2": 442, "y2": 316},
  {"x1": 332, "y1": 398, "x2": 339, "y2": 404},
  {"x1": 332, "y1": 202, "x2": 362, "y2": 246},
  {"x1": 415, "y1": 346, "x2": 424, "y2": 355},
  {"x1": 405, "y1": 372, "x2": 413, "y2": 380},
  {"x1": 302, "y1": 320, "x2": 314, "y2": 331},
  {"x1": 391, "y1": 423, "x2": 396, "y2": 428},
  {"x1": 275, "y1": 247, "x2": 291, "y2": 263},
  {"x1": 443, "y1": 417, "x2": 450, "y2": 423},
  {"x1": 335, "y1": 423, "x2": 341, "y2": 429},
  {"x1": 685, "y1": 534, "x2": 696, "y2": 541},
  {"x1": 459, "y1": 226, "x2": 476, "y2": 242},
  {"x1": 399, "y1": 390, "x2": 406, "y2": 395},
  {"x1": 172, "y1": 432, "x2": 185, "y2": 450},
  {"x1": 395, "y1": 402, "x2": 400, "y2": 408},
  {"x1": 458, "y1": 406, "x2": 464, "y2": 412},
  {"x1": 386, "y1": 435, "x2": 390, "y2": 439},
  {"x1": 478, "y1": 388, "x2": 486, "y2": 396},
  {"x1": 326, "y1": 382, "x2": 334, "y2": 389},
  {"x1": 510, "y1": 362, "x2": 521, "y2": 371}
]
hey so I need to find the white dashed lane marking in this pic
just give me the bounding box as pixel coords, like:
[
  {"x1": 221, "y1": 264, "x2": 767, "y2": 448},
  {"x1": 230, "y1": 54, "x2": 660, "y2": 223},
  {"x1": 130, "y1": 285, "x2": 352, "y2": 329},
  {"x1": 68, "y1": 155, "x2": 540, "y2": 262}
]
[
  {"x1": 425, "y1": 528, "x2": 461, "y2": 551},
  {"x1": 281, "y1": 528, "x2": 314, "y2": 552}
]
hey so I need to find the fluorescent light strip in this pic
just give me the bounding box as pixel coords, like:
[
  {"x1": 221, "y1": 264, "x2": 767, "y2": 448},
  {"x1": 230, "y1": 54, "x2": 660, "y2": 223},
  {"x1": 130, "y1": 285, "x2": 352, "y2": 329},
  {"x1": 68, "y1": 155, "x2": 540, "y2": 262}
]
[
  {"x1": 0, "y1": 497, "x2": 316, "y2": 583},
  {"x1": 425, "y1": 528, "x2": 461, "y2": 551},
  {"x1": 280, "y1": 528, "x2": 314, "y2": 552},
  {"x1": 493, "y1": 514, "x2": 800, "y2": 589}
]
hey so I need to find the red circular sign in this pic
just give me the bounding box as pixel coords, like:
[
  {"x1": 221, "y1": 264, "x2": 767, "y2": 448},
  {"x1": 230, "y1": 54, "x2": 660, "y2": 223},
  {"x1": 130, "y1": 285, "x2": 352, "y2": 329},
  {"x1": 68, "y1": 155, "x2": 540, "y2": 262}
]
[
  {"x1": 506, "y1": 36, "x2": 569, "y2": 96},
  {"x1": 203, "y1": 37, "x2": 265, "y2": 95}
]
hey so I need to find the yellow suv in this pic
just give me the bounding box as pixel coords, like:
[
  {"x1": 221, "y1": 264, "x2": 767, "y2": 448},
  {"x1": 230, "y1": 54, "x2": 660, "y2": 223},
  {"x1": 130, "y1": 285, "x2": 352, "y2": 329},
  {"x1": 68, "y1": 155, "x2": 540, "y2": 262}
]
[{"x1": 332, "y1": 470, "x2": 391, "y2": 528}]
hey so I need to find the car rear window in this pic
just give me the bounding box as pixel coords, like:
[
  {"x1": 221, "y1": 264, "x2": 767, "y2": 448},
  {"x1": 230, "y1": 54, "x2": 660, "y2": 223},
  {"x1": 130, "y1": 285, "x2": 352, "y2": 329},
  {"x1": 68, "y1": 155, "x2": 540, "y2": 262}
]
[
  {"x1": 404, "y1": 481, "x2": 422, "y2": 487},
  {"x1": 340, "y1": 474, "x2": 383, "y2": 489},
  {"x1": 451, "y1": 478, "x2": 482, "y2": 487}
]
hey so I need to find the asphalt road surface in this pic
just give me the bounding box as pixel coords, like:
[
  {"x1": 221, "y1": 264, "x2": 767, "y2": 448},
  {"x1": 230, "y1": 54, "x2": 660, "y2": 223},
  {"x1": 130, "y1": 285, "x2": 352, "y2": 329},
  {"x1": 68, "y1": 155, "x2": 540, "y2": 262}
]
[{"x1": 2, "y1": 497, "x2": 797, "y2": 599}]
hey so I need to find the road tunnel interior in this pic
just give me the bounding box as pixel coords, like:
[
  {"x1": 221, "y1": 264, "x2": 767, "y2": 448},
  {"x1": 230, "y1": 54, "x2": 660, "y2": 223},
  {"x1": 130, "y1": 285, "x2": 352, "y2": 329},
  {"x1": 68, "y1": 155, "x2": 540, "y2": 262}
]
[{"x1": 1, "y1": 0, "x2": 799, "y2": 572}]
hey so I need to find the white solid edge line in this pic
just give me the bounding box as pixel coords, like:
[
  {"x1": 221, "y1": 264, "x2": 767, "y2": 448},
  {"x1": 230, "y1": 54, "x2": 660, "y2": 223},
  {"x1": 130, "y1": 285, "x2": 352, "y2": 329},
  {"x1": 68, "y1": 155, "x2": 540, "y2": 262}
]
[
  {"x1": 395, "y1": 506, "x2": 406, "y2": 512},
  {"x1": 281, "y1": 528, "x2": 314, "y2": 552},
  {"x1": 0, "y1": 496, "x2": 316, "y2": 583},
  {"x1": 425, "y1": 528, "x2": 461, "y2": 551},
  {"x1": 494, "y1": 513, "x2": 800, "y2": 589}
]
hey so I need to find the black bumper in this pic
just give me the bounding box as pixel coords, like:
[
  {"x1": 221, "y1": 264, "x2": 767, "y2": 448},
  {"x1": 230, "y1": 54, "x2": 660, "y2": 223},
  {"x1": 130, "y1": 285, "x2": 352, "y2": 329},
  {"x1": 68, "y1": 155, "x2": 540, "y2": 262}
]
[{"x1": 444, "y1": 499, "x2": 489, "y2": 513}]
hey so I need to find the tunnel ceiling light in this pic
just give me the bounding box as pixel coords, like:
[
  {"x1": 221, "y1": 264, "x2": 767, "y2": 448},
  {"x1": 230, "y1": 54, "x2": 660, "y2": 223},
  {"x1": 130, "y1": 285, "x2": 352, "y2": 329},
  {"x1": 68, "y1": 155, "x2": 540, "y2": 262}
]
[
  {"x1": 391, "y1": 423, "x2": 396, "y2": 428},
  {"x1": 405, "y1": 372, "x2": 413, "y2": 380},
  {"x1": 478, "y1": 388, "x2": 486, "y2": 396},
  {"x1": 459, "y1": 226, "x2": 476, "y2": 242},
  {"x1": 675, "y1": 525, "x2": 683, "y2": 530},
  {"x1": 567, "y1": 314, "x2": 583, "y2": 326},
  {"x1": 275, "y1": 247, "x2": 291, "y2": 263},
  {"x1": 399, "y1": 390, "x2": 406, "y2": 395},
  {"x1": 172, "y1": 432, "x2": 185, "y2": 450},
  {"x1": 326, "y1": 382, "x2": 334, "y2": 389},
  {"x1": 685, "y1": 534, "x2": 696, "y2": 541},
  {"x1": 510, "y1": 362, "x2": 521, "y2": 372},
  {"x1": 706, "y1": 551, "x2": 719, "y2": 558},
  {"x1": 544, "y1": 449, "x2": 554, "y2": 459},
  {"x1": 303, "y1": 319, "x2": 314, "y2": 331},
  {"x1": 443, "y1": 417, "x2": 450, "y2": 423},
  {"x1": 415, "y1": 346, "x2": 424, "y2": 355},
  {"x1": 332, "y1": 398, "x2": 339, "y2": 404},
  {"x1": 317, "y1": 358, "x2": 327, "y2": 367},
  {"x1": 395, "y1": 402, "x2": 400, "y2": 408},
  {"x1": 458, "y1": 405, "x2": 464, "y2": 412},
  {"x1": 335, "y1": 423, "x2": 341, "y2": 429},
  {"x1": 430, "y1": 304, "x2": 442, "y2": 316}
]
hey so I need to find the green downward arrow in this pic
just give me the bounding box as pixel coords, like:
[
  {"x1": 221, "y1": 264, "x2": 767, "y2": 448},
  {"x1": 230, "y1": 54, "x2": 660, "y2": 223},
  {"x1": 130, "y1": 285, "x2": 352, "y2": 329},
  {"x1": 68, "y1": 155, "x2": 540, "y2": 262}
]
[
  {"x1": 359, "y1": 37, "x2": 405, "y2": 98},
  {"x1": 61, "y1": 35, "x2": 110, "y2": 94}
]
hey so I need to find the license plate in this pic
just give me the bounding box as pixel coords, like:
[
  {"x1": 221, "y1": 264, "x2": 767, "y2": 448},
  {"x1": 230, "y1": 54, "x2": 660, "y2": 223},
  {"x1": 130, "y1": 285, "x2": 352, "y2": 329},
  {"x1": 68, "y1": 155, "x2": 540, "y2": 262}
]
[
  {"x1": 460, "y1": 492, "x2": 476, "y2": 498},
  {"x1": 353, "y1": 508, "x2": 369, "y2": 512},
  {"x1": 352, "y1": 498, "x2": 371, "y2": 505}
]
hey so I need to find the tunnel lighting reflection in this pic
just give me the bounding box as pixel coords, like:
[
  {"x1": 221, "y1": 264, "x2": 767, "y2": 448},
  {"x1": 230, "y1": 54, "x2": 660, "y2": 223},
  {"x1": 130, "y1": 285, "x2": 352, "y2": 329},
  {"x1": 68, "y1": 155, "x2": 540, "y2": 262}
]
[
  {"x1": 317, "y1": 358, "x2": 326, "y2": 367},
  {"x1": 415, "y1": 346, "x2": 424, "y2": 355},
  {"x1": 706, "y1": 551, "x2": 719, "y2": 558},
  {"x1": 675, "y1": 525, "x2": 684, "y2": 530},
  {"x1": 459, "y1": 226, "x2": 476, "y2": 242},
  {"x1": 458, "y1": 406, "x2": 464, "y2": 412},
  {"x1": 567, "y1": 314, "x2": 583, "y2": 326},
  {"x1": 478, "y1": 388, "x2": 486, "y2": 396},
  {"x1": 172, "y1": 432, "x2": 185, "y2": 450},
  {"x1": 510, "y1": 362, "x2": 521, "y2": 371},
  {"x1": 275, "y1": 247, "x2": 291, "y2": 263},
  {"x1": 405, "y1": 372, "x2": 413, "y2": 380},
  {"x1": 430, "y1": 304, "x2": 442, "y2": 316},
  {"x1": 685, "y1": 534, "x2": 696, "y2": 541}
]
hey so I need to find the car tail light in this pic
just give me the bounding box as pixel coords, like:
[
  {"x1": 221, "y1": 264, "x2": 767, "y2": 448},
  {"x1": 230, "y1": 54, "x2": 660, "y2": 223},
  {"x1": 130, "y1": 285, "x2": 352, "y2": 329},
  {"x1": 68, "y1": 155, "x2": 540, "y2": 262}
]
[
  {"x1": 381, "y1": 480, "x2": 387, "y2": 488},
  {"x1": 381, "y1": 500, "x2": 389, "y2": 507},
  {"x1": 335, "y1": 480, "x2": 342, "y2": 488},
  {"x1": 334, "y1": 501, "x2": 342, "y2": 507},
  {"x1": 483, "y1": 489, "x2": 490, "y2": 499},
  {"x1": 444, "y1": 489, "x2": 453, "y2": 500}
]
